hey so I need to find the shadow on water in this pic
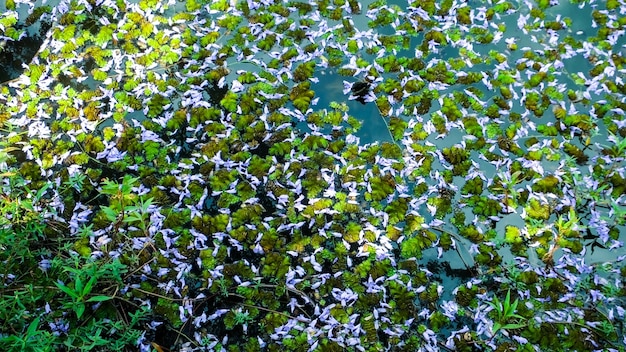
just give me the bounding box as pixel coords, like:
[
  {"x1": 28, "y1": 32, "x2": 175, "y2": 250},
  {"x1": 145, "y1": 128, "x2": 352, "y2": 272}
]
[
  {"x1": 0, "y1": 20, "x2": 51, "y2": 84},
  {"x1": 311, "y1": 69, "x2": 394, "y2": 145}
]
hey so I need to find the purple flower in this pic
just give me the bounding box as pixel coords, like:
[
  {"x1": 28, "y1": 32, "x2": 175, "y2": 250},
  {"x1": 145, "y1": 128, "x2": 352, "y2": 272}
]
[
  {"x1": 39, "y1": 258, "x2": 52, "y2": 272},
  {"x1": 49, "y1": 319, "x2": 70, "y2": 336},
  {"x1": 590, "y1": 289, "x2": 604, "y2": 303},
  {"x1": 512, "y1": 335, "x2": 528, "y2": 344},
  {"x1": 441, "y1": 300, "x2": 459, "y2": 320}
]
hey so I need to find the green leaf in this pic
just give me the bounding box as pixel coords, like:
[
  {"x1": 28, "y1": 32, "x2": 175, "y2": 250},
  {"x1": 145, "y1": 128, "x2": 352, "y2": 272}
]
[
  {"x1": 28, "y1": 64, "x2": 44, "y2": 85},
  {"x1": 74, "y1": 302, "x2": 86, "y2": 319},
  {"x1": 102, "y1": 206, "x2": 119, "y2": 222},
  {"x1": 238, "y1": 72, "x2": 256, "y2": 84},
  {"x1": 367, "y1": 175, "x2": 395, "y2": 201},
  {"x1": 503, "y1": 290, "x2": 512, "y2": 312},
  {"x1": 143, "y1": 141, "x2": 161, "y2": 161},
  {"x1": 347, "y1": 39, "x2": 358, "y2": 54},
  {"x1": 123, "y1": 78, "x2": 139, "y2": 91},
  {"x1": 4, "y1": 26, "x2": 23, "y2": 41},
  {"x1": 95, "y1": 24, "x2": 115, "y2": 46},
  {"x1": 86, "y1": 295, "x2": 113, "y2": 303},
  {"x1": 488, "y1": 295, "x2": 502, "y2": 312},
  {"x1": 406, "y1": 214, "x2": 424, "y2": 232},
  {"x1": 141, "y1": 21, "x2": 154, "y2": 38},
  {"x1": 293, "y1": 61, "x2": 316, "y2": 82},
  {"x1": 400, "y1": 231, "x2": 436, "y2": 259},
  {"x1": 388, "y1": 117, "x2": 407, "y2": 140},
  {"x1": 400, "y1": 236, "x2": 422, "y2": 258},
  {"x1": 269, "y1": 142, "x2": 292, "y2": 157},
  {"x1": 123, "y1": 213, "x2": 143, "y2": 223},
  {"x1": 141, "y1": 197, "x2": 154, "y2": 210},
  {"x1": 162, "y1": 49, "x2": 180, "y2": 65},
  {"x1": 0, "y1": 12, "x2": 18, "y2": 32},
  {"x1": 497, "y1": 72, "x2": 515, "y2": 85},
  {"x1": 83, "y1": 275, "x2": 97, "y2": 296},
  {"x1": 210, "y1": 0, "x2": 229, "y2": 11},
  {"x1": 58, "y1": 24, "x2": 76, "y2": 41},
  {"x1": 55, "y1": 281, "x2": 79, "y2": 299},
  {"x1": 220, "y1": 91, "x2": 239, "y2": 112},
  {"x1": 504, "y1": 225, "x2": 522, "y2": 244},
  {"x1": 92, "y1": 69, "x2": 107, "y2": 81},
  {"x1": 75, "y1": 275, "x2": 84, "y2": 295},
  {"x1": 343, "y1": 222, "x2": 362, "y2": 243},
  {"x1": 525, "y1": 198, "x2": 550, "y2": 220},
  {"x1": 292, "y1": 96, "x2": 311, "y2": 112},
  {"x1": 301, "y1": 134, "x2": 328, "y2": 151},
  {"x1": 502, "y1": 323, "x2": 526, "y2": 330}
]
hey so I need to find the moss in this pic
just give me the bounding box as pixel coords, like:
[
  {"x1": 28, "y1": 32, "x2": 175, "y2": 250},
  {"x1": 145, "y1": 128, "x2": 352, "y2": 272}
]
[
  {"x1": 563, "y1": 143, "x2": 589, "y2": 165},
  {"x1": 504, "y1": 225, "x2": 523, "y2": 244},
  {"x1": 525, "y1": 198, "x2": 551, "y2": 220},
  {"x1": 455, "y1": 285, "x2": 477, "y2": 306},
  {"x1": 474, "y1": 244, "x2": 502, "y2": 267},
  {"x1": 461, "y1": 177, "x2": 484, "y2": 195},
  {"x1": 460, "y1": 225, "x2": 484, "y2": 243},
  {"x1": 532, "y1": 175, "x2": 561, "y2": 193}
]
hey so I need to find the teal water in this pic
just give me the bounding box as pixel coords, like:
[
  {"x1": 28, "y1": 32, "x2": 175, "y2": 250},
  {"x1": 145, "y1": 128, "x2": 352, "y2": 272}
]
[
  {"x1": 3, "y1": 0, "x2": 624, "y2": 291},
  {"x1": 1, "y1": 0, "x2": 625, "y2": 350}
]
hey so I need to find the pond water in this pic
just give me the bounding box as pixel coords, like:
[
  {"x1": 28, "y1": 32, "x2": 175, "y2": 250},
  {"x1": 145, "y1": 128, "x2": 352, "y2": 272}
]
[{"x1": 1, "y1": 0, "x2": 625, "y2": 351}]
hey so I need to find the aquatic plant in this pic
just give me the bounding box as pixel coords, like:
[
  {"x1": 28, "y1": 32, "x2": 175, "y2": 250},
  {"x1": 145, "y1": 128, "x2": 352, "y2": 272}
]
[{"x1": 0, "y1": 0, "x2": 625, "y2": 351}]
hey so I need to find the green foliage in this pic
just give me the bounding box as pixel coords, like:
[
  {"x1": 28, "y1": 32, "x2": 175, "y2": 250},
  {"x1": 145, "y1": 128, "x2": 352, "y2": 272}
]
[
  {"x1": 365, "y1": 174, "x2": 396, "y2": 201},
  {"x1": 532, "y1": 175, "x2": 560, "y2": 193},
  {"x1": 469, "y1": 196, "x2": 501, "y2": 217},
  {"x1": 223, "y1": 308, "x2": 255, "y2": 330},
  {"x1": 293, "y1": 61, "x2": 316, "y2": 82},
  {"x1": 400, "y1": 230, "x2": 437, "y2": 259},
  {"x1": 54, "y1": 259, "x2": 118, "y2": 319},
  {"x1": 301, "y1": 134, "x2": 328, "y2": 152},
  {"x1": 343, "y1": 221, "x2": 362, "y2": 243},
  {"x1": 0, "y1": 152, "x2": 147, "y2": 351},
  {"x1": 220, "y1": 91, "x2": 239, "y2": 112},
  {"x1": 0, "y1": 317, "x2": 54, "y2": 352},
  {"x1": 388, "y1": 117, "x2": 407, "y2": 141},
  {"x1": 1, "y1": 1, "x2": 625, "y2": 351},
  {"x1": 442, "y1": 146, "x2": 469, "y2": 165},
  {"x1": 525, "y1": 198, "x2": 550, "y2": 220},
  {"x1": 461, "y1": 177, "x2": 483, "y2": 195},
  {"x1": 95, "y1": 24, "x2": 116, "y2": 46},
  {"x1": 487, "y1": 290, "x2": 526, "y2": 335},
  {"x1": 504, "y1": 225, "x2": 523, "y2": 244},
  {"x1": 261, "y1": 252, "x2": 290, "y2": 279}
]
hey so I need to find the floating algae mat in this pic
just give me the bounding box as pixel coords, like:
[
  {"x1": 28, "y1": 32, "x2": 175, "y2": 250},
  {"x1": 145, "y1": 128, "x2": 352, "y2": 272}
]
[{"x1": 0, "y1": 0, "x2": 625, "y2": 351}]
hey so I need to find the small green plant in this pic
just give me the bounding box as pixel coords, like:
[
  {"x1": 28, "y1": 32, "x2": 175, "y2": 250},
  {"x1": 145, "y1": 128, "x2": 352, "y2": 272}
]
[
  {"x1": 487, "y1": 290, "x2": 526, "y2": 336},
  {"x1": 99, "y1": 175, "x2": 155, "y2": 237},
  {"x1": 1, "y1": 0, "x2": 625, "y2": 350},
  {"x1": 54, "y1": 262, "x2": 115, "y2": 319},
  {"x1": 0, "y1": 317, "x2": 54, "y2": 352},
  {"x1": 0, "y1": 125, "x2": 148, "y2": 351},
  {"x1": 224, "y1": 307, "x2": 255, "y2": 331},
  {"x1": 490, "y1": 170, "x2": 523, "y2": 213}
]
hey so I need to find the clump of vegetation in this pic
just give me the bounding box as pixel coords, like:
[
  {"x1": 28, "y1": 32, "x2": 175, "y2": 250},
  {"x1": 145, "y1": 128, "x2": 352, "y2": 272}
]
[{"x1": 0, "y1": 0, "x2": 624, "y2": 351}]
